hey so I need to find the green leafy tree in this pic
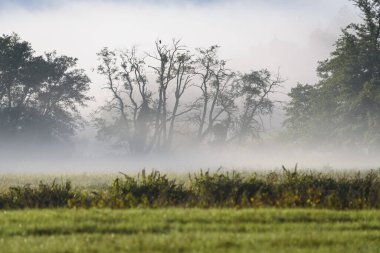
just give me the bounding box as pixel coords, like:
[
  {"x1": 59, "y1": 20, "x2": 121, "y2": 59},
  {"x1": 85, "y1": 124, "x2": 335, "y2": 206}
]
[
  {"x1": 233, "y1": 70, "x2": 281, "y2": 142},
  {"x1": 0, "y1": 33, "x2": 91, "y2": 143},
  {"x1": 285, "y1": 0, "x2": 380, "y2": 147}
]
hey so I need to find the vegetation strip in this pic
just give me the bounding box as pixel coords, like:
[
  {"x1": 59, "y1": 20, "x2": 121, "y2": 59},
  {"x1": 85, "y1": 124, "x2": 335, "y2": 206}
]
[{"x1": 1, "y1": 168, "x2": 380, "y2": 209}]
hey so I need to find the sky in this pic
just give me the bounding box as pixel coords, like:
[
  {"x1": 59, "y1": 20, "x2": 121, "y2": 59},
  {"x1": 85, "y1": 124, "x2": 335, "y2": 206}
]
[{"x1": 0, "y1": 0, "x2": 358, "y2": 119}]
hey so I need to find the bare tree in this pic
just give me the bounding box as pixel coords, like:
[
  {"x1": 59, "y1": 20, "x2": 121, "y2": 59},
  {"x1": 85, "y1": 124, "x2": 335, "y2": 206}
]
[
  {"x1": 119, "y1": 47, "x2": 154, "y2": 153},
  {"x1": 167, "y1": 51, "x2": 195, "y2": 147},
  {"x1": 147, "y1": 39, "x2": 189, "y2": 150},
  {"x1": 95, "y1": 48, "x2": 130, "y2": 147},
  {"x1": 96, "y1": 47, "x2": 154, "y2": 153},
  {"x1": 193, "y1": 46, "x2": 236, "y2": 143}
]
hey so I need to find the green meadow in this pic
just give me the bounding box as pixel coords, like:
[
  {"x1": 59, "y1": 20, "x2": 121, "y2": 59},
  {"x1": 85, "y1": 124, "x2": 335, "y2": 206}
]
[{"x1": 1, "y1": 208, "x2": 380, "y2": 253}]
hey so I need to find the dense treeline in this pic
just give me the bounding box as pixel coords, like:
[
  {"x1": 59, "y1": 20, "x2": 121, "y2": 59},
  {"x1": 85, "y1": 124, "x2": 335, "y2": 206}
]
[{"x1": 1, "y1": 168, "x2": 380, "y2": 209}]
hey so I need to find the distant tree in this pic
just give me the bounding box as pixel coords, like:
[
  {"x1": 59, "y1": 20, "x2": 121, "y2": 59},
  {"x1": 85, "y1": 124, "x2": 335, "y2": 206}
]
[
  {"x1": 147, "y1": 39, "x2": 194, "y2": 151},
  {"x1": 233, "y1": 70, "x2": 282, "y2": 143},
  {"x1": 0, "y1": 33, "x2": 91, "y2": 143},
  {"x1": 191, "y1": 52, "x2": 282, "y2": 144},
  {"x1": 284, "y1": 0, "x2": 380, "y2": 147}
]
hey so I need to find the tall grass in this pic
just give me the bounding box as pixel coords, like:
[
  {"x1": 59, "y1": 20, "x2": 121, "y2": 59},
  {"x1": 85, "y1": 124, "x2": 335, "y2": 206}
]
[{"x1": 1, "y1": 167, "x2": 380, "y2": 209}]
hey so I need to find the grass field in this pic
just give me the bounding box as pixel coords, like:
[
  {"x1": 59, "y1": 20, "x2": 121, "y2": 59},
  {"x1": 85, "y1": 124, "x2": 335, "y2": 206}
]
[{"x1": 1, "y1": 208, "x2": 380, "y2": 253}]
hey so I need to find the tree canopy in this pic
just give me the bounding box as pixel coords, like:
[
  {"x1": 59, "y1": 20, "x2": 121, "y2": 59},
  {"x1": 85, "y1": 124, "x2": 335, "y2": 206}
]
[
  {"x1": 0, "y1": 33, "x2": 91, "y2": 143},
  {"x1": 284, "y1": 0, "x2": 380, "y2": 148}
]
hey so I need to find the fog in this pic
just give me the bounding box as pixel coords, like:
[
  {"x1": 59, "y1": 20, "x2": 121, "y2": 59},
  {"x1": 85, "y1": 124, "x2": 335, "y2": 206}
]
[
  {"x1": 1, "y1": 142, "x2": 379, "y2": 174},
  {"x1": 1, "y1": 0, "x2": 379, "y2": 173}
]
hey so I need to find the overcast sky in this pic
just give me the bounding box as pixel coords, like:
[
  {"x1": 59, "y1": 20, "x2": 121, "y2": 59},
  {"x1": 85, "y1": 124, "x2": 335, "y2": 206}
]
[{"x1": 0, "y1": 0, "x2": 358, "y2": 105}]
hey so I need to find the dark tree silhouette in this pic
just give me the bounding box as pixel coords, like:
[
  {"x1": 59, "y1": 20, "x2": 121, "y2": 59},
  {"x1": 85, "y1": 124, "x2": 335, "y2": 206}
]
[{"x1": 0, "y1": 33, "x2": 91, "y2": 143}]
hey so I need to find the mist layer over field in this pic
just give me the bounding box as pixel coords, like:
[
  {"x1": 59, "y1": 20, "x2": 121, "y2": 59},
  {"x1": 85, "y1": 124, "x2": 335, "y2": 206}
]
[{"x1": 0, "y1": 142, "x2": 378, "y2": 173}]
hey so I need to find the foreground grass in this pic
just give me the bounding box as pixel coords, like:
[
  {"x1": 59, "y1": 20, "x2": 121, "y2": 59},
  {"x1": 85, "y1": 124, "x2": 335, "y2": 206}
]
[{"x1": 0, "y1": 209, "x2": 380, "y2": 253}]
